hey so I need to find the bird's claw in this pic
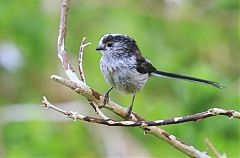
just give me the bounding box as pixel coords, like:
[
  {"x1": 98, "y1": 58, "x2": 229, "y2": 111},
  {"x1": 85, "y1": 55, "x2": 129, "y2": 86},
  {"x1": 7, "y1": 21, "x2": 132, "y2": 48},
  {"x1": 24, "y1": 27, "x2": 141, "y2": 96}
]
[
  {"x1": 125, "y1": 108, "x2": 133, "y2": 120},
  {"x1": 103, "y1": 92, "x2": 110, "y2": 106}
]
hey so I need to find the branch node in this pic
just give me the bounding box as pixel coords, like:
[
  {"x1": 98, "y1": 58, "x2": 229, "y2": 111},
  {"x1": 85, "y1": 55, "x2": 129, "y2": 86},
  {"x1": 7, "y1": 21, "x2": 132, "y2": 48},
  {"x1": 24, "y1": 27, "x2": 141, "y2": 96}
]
[
  {"x1": 144, "y1": 128, "x2": 151, "y2": 135},
  {"x1": 74, "y1": 87, "x2": 81, "y2": 93},
  {"x1": 67, "y1": 111, "x2": 78, "y2": 121},
  {"x1": 42, "y1": 96, "x2": 50, "y2": 109}
]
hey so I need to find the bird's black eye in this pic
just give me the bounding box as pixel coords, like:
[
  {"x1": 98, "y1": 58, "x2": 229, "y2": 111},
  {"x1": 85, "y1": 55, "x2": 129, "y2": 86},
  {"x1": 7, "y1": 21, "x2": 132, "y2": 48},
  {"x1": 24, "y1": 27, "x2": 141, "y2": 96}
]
[{"x1": 107, "y1": 42, "x2": 113, "y2": 47}]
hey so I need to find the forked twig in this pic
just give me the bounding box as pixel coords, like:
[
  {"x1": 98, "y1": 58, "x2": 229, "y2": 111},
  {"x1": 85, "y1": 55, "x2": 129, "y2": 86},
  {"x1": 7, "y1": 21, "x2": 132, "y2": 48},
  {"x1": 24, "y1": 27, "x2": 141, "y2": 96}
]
[{"x1": 77, "y1": 37, "x2": 109, "y2": 120}]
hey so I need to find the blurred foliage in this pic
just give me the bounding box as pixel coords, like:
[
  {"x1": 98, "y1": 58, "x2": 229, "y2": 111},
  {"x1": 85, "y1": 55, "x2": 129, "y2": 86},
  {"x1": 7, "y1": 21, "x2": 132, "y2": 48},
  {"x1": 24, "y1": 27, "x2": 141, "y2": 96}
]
[{"x1": 0, "y1": 0, "x2": 239, "y2": 157}]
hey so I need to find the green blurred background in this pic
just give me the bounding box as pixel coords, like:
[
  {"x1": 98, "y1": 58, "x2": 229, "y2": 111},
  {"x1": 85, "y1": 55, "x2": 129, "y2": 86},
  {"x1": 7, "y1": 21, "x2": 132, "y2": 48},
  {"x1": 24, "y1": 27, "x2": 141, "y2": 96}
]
[{"x1": 0, "y1": 0, "x2": 239, "y2": 157}]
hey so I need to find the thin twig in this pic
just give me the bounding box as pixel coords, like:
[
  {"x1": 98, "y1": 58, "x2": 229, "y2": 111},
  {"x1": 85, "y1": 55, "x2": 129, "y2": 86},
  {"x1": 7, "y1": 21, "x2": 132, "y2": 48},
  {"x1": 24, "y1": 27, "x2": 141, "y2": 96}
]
[
  {"x1": 57, "y1": 0, "x2": 70, "y2": 53},
  {"x1": 42, "y1": 96, "x2": 239, "y2": 127},
  {"x1": 78, "y1": 37, "x2": 91, "y2": 82},
  {"x1": 42, "y1": 96, "x2": 142, "y2": 126},
  {"x1": 205, "y1": 139, "x2": 227, "y2": 158},
  {"x1": 57, "y1": 0, "x2": 81, "y2": 83}
]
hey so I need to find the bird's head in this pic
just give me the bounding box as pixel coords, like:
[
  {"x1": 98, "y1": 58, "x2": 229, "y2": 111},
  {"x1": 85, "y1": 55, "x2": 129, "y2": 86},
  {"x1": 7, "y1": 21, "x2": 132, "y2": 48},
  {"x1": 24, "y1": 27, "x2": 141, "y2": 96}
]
[{"x1": 96, "y1": 34, "x2": 139, "y2": 57}]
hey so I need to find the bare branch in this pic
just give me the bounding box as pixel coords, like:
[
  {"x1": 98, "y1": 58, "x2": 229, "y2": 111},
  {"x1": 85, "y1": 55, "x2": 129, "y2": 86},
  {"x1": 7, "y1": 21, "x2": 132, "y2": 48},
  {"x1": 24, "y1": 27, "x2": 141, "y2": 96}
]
[
  {"x1": 42, "y1": 96, "x2": 145, "y2": 126},
  {"x1": 42, "y1": 96, "x2": 239, "y2": 127},
  {"x1": 57, "y1": 0, "x2": 81, "y2": 84},
  {"x1": 57, "y1": 0, "x2": 70, "y2": 52},
  {"x1": 43, "y1": 96, "x2": 211, "y2": 158}
]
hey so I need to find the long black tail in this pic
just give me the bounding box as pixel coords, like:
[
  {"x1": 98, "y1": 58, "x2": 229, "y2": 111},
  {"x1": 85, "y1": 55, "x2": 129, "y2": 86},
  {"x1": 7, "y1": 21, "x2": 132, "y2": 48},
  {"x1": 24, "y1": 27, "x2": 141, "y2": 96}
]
[{"x1": 151, "y1": 70, "x2": 224, "y2": 89}]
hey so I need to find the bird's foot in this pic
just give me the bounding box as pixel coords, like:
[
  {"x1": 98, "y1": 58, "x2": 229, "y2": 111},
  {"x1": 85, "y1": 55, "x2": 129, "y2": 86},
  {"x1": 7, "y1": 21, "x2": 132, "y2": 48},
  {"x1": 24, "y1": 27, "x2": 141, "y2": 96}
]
[
  {"x1": 125, "y1": 108, "x2": 133, "y2": 120},
  {"x1": 102, "y1": 92, "x2": 110, "y2": 107},
  {"x1": 100, "y1": 87, "x2": 113, "y2": 108}
]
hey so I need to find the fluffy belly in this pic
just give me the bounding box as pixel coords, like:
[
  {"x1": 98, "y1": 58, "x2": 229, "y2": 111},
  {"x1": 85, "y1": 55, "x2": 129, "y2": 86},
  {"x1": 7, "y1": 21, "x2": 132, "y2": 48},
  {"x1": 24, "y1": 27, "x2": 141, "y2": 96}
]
[{"x1": 100, "y1": 62, "x2": 148, "y2": 94}]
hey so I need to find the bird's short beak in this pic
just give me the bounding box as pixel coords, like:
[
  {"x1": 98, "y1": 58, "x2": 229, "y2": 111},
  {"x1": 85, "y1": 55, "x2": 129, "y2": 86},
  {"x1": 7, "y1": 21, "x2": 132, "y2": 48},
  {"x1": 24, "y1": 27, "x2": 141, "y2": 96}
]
[{"x1": 96, "y1": 45, "x2": 103, "y2": 51}]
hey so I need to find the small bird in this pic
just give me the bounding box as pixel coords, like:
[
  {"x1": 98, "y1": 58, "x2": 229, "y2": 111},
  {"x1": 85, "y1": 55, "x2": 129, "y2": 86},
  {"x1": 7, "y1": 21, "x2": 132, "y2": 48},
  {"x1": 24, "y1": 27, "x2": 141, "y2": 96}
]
[{"x1": 96, "y1": 34, "x2": 223, "y2": 118}]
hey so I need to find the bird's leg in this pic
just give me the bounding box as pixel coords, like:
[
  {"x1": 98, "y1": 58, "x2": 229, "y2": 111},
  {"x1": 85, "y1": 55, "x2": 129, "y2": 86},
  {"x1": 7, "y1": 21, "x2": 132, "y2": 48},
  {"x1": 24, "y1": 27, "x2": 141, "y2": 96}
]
[
  {"x1": 126, "y1": 94, "x2": 135, "y2": 119},
  {"x1": 102, "y1": 87, "x2": 113, "y2": 107}
]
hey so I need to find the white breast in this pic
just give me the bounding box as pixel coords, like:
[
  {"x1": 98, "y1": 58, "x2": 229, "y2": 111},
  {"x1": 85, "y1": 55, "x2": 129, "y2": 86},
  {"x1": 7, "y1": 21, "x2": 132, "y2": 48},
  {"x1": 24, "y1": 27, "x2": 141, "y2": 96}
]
[{"x1": 100, "y1": 55, "x2": 149, "y2": 94}]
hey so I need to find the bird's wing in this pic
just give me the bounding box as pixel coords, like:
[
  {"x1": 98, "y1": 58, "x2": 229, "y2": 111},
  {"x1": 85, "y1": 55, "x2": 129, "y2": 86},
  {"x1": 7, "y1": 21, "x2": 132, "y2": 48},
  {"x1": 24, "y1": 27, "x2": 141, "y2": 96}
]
[{"x1": 135, "y1": 50, "x2": 156, "y2": 74}]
